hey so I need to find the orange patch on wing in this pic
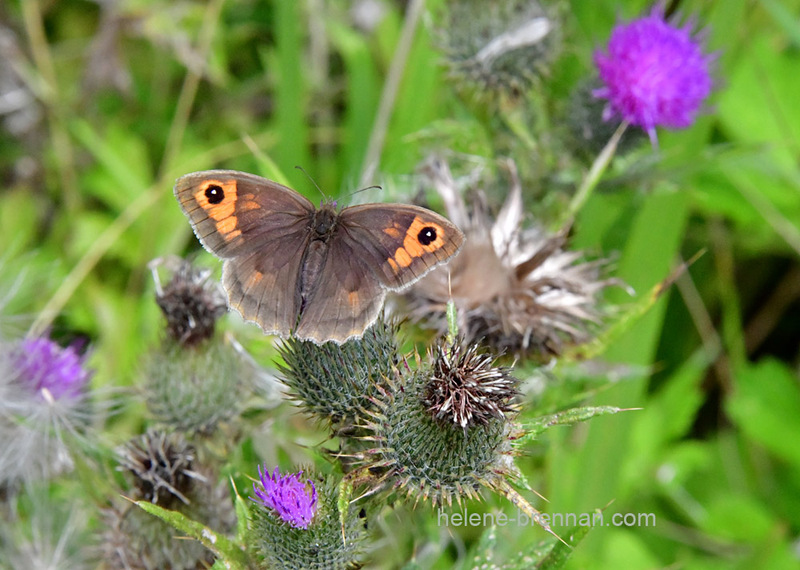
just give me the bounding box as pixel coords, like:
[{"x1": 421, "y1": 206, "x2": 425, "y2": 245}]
[
  {"x1": 246, "y1": 270, "x2": 264, "y2": 290},
  {"x1": 387, "y1": 258, "x2": 399, "y2": 272},
  {"x1": 193, "y1": 179, "x2": 238, "y2": 223},
  {"x1": 240, "y1": 200, "x2": 261, "y2": 211},
  {"x1": 347, "y1": 291, "x2": 359, "y2": 307},
  {"x1": 383, "y1": 226, "x2": 402, "y2": 239},
  {"x1": 403, "y1": 235, "x2": 425, "y2": 258},
  {"x1": 404, "y1": 216, "x2": 445, "y2": 254},
  {"x1": 216, "y1": 215, "x2": 239, "y2": 236},
  {"x1": 394, "y1": 247, "x2": 413, "y2": 268}
]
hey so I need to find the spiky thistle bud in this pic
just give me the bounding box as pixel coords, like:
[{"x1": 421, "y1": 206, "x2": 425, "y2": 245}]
[
  {"x1": 149, "y1": 256, "x2": 227, "y2": 346},
  {"x1": 143, "y1": 338, "x2": 247, "y2": 434},
  {"x1": 102, "y1": 430, "x2": 234, "y2": 569},
  {"x1": 566, "y1": 77, "x2": 646, "y2": 158},
  {"x1": 355, "y1": 341, "x2": 521, "y2": 508},
  {"x1": 276, "y1": 315, "x2": 400, "y2": 426},
  {"x1": 424, "y1": 341, "x2": 518, "y2": 430},
  {"x1": 248, "y1": 468, "x2": 367, "y2": 569},
  {"x1": 432, "y1": 0, "x2": 560, "y2": 104}
]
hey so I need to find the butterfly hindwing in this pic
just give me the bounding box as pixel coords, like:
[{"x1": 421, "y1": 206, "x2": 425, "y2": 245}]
[{"x1": 293, "y1": 235, "x2": 386, "y2": 344}]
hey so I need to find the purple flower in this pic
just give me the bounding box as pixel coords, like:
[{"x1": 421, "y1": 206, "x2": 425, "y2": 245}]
[
  {"x1": 593, "y1": 6, "x2": 714, "y2": 143},
  {"x1": 14, "y1": 337, "x2": 92, "y2": 400},
  {"x1": 252, "y1": 466, "x2": 318, "y2": 529}
]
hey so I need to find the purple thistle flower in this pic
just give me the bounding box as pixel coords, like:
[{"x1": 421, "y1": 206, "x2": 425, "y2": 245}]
[
  {"x1": 252, "y1": 466, "x2": 318, "y2": 529},
  {"x1": 593, "y1": 6, "x2": 714, "y2": 144},
  {"x1": 14, "y1": 337, "x2": 92, "y2": 400}
]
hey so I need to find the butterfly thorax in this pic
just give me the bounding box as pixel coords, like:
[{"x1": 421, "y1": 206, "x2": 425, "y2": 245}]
[{"x1": 310, "y1": 205, "x2": 339, "y2": 241}]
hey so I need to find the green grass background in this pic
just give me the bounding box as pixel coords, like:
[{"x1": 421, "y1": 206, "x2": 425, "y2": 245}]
[{"x1": 1, "y1": 0, "x2": 799, "y2": 568}]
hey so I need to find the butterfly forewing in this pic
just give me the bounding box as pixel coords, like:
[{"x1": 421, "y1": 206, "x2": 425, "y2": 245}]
[
  {"x1": 174, "y1": 170, "x2": 315, "y2": 259},
  {"x1": 339, "y1": 204, "x2": 465, "y2": 290}
]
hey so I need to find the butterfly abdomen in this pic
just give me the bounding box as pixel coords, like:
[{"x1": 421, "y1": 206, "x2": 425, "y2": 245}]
[{"x1": 296, "y1": 206, "x2": 341, "y2": 323}]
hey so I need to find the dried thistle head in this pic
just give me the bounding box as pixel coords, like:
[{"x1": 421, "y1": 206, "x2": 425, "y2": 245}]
[
  {"x1": 103, "y1": 430, "x2": 234, "y2": 569},
  {"x1": 404, "y1": 158, "x2": 619, "y2": 359},
  {"x1": 149, "y1": 256, "x2": 227, "y2": 347},
  {"x1": 424, "y1": 340, "x2": 518, "y2": 430},
  {"x1": 116, "y1": 430, "x2": 204, "y2": 507}
]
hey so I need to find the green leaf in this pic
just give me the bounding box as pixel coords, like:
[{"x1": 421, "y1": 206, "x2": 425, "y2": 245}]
[
  {"x1": 134, "y1": 500, "x2": 250, "y2": 569},
  {"x1": 519, "y1": 406, "x2": 635, "y2": 444},
  {"x1": 231, "y1": 477, "x2": 250, "y2": 544},
  {"x1": 726, "y1": 359, "x2": 800, "y2": 468},
  {"x1": 532, "y1": 524, "x2": 591, "y2": 570},
  {"x1": 337, "y1": 477, "x2": 353, "y2": 542},
  {"x1": 717, "y1": 36, "x2": 800, "y2": 173}
]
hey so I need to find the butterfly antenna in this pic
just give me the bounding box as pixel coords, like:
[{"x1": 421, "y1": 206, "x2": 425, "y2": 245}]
[
  {"x1": 295, "y1": 165, "x2": 328, "y2": 202},
  {"x1": 342, "y1": 184, "x2": 382, "y2": 202},
  {"x1": 295, "y1": 166, "x2": 383, "y2": 204}
]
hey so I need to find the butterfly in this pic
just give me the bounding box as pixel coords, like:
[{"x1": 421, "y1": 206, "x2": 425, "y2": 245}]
[{"x1": 174, "y1": 170, "x2": 465, "y2": 344}]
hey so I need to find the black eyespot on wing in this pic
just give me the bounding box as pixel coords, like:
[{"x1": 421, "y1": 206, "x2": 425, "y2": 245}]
[
  {"x1": 418, "y1": 226, "x2": 437, "y2": 245},
  {"x1": 205, "y1": 184, "x2": 224, "y2": 204}
]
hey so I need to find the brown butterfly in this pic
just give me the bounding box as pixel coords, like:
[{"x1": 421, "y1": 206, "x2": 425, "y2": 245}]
[{"x1": 174, "y1": 170, "x2": 465, "y2": 344}]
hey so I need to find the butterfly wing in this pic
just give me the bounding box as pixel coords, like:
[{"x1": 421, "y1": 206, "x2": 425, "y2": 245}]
[
  {"x1": 293, "y1": 237, "x2": 387, "y2": 344},
  {"x1": 293, "y1": 203, "x2": 464, "y2": 344},
  {"x1": 174, "y1": 170, "x2": 314, "y2": 336},
  {"x1": 337, "y1": 204, "x2": 465, "y2": 290}
]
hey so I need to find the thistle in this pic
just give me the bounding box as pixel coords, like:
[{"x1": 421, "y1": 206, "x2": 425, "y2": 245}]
[
  {"x1": 566, "y1": 77, "x2": 646, "y2": 157},
  {"x1": 102, "y1": 430, "x2": 234, "y2": 569},
  {"x1": 149, "y1": 256, "x2": 227, "y2": 347},
  {"x1": 0, "y1": 335, "x2": 93, "y2": 485},
  {"x1": 252, "y1": 466, "x2": 318, "y2": 530},
  {"x1": 144, "y1": 256, "x2": 248, "y2": 434},
  {"x1": 276, "y1": 315, "x2": 400, "y2": 426},
  {"x1": 143, "y1": 338, "x2": 247, "y2": 434},
  {"x1": 433, "y1": 0, "x2": 560, "y2": 104},
  {"x1": 593, "y1": 6, "x2": 715, "y2": 144},
  {"x1": 116, "y1": 430, "x2": 206, "y2": 507},
  {"x1": 424, "y1": 341, "x2": 518, "y2": 430},
  {"x1": 406, "y1": 159, "x2": 618, "y2": 359},
  {"x1": 0, "y1": 492, "x2": 90, "y2": 569},
  {"x1": 248, "y1": 467, "x2": 367, "y2": 569},
  {"x1": 354, "y1": 340, "x2": 521, "y2": 508}
]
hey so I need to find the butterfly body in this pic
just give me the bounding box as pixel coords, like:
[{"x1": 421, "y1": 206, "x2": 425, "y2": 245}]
[{"x1": 174, "y1": 170, "x2": 464, "y2": 344}]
